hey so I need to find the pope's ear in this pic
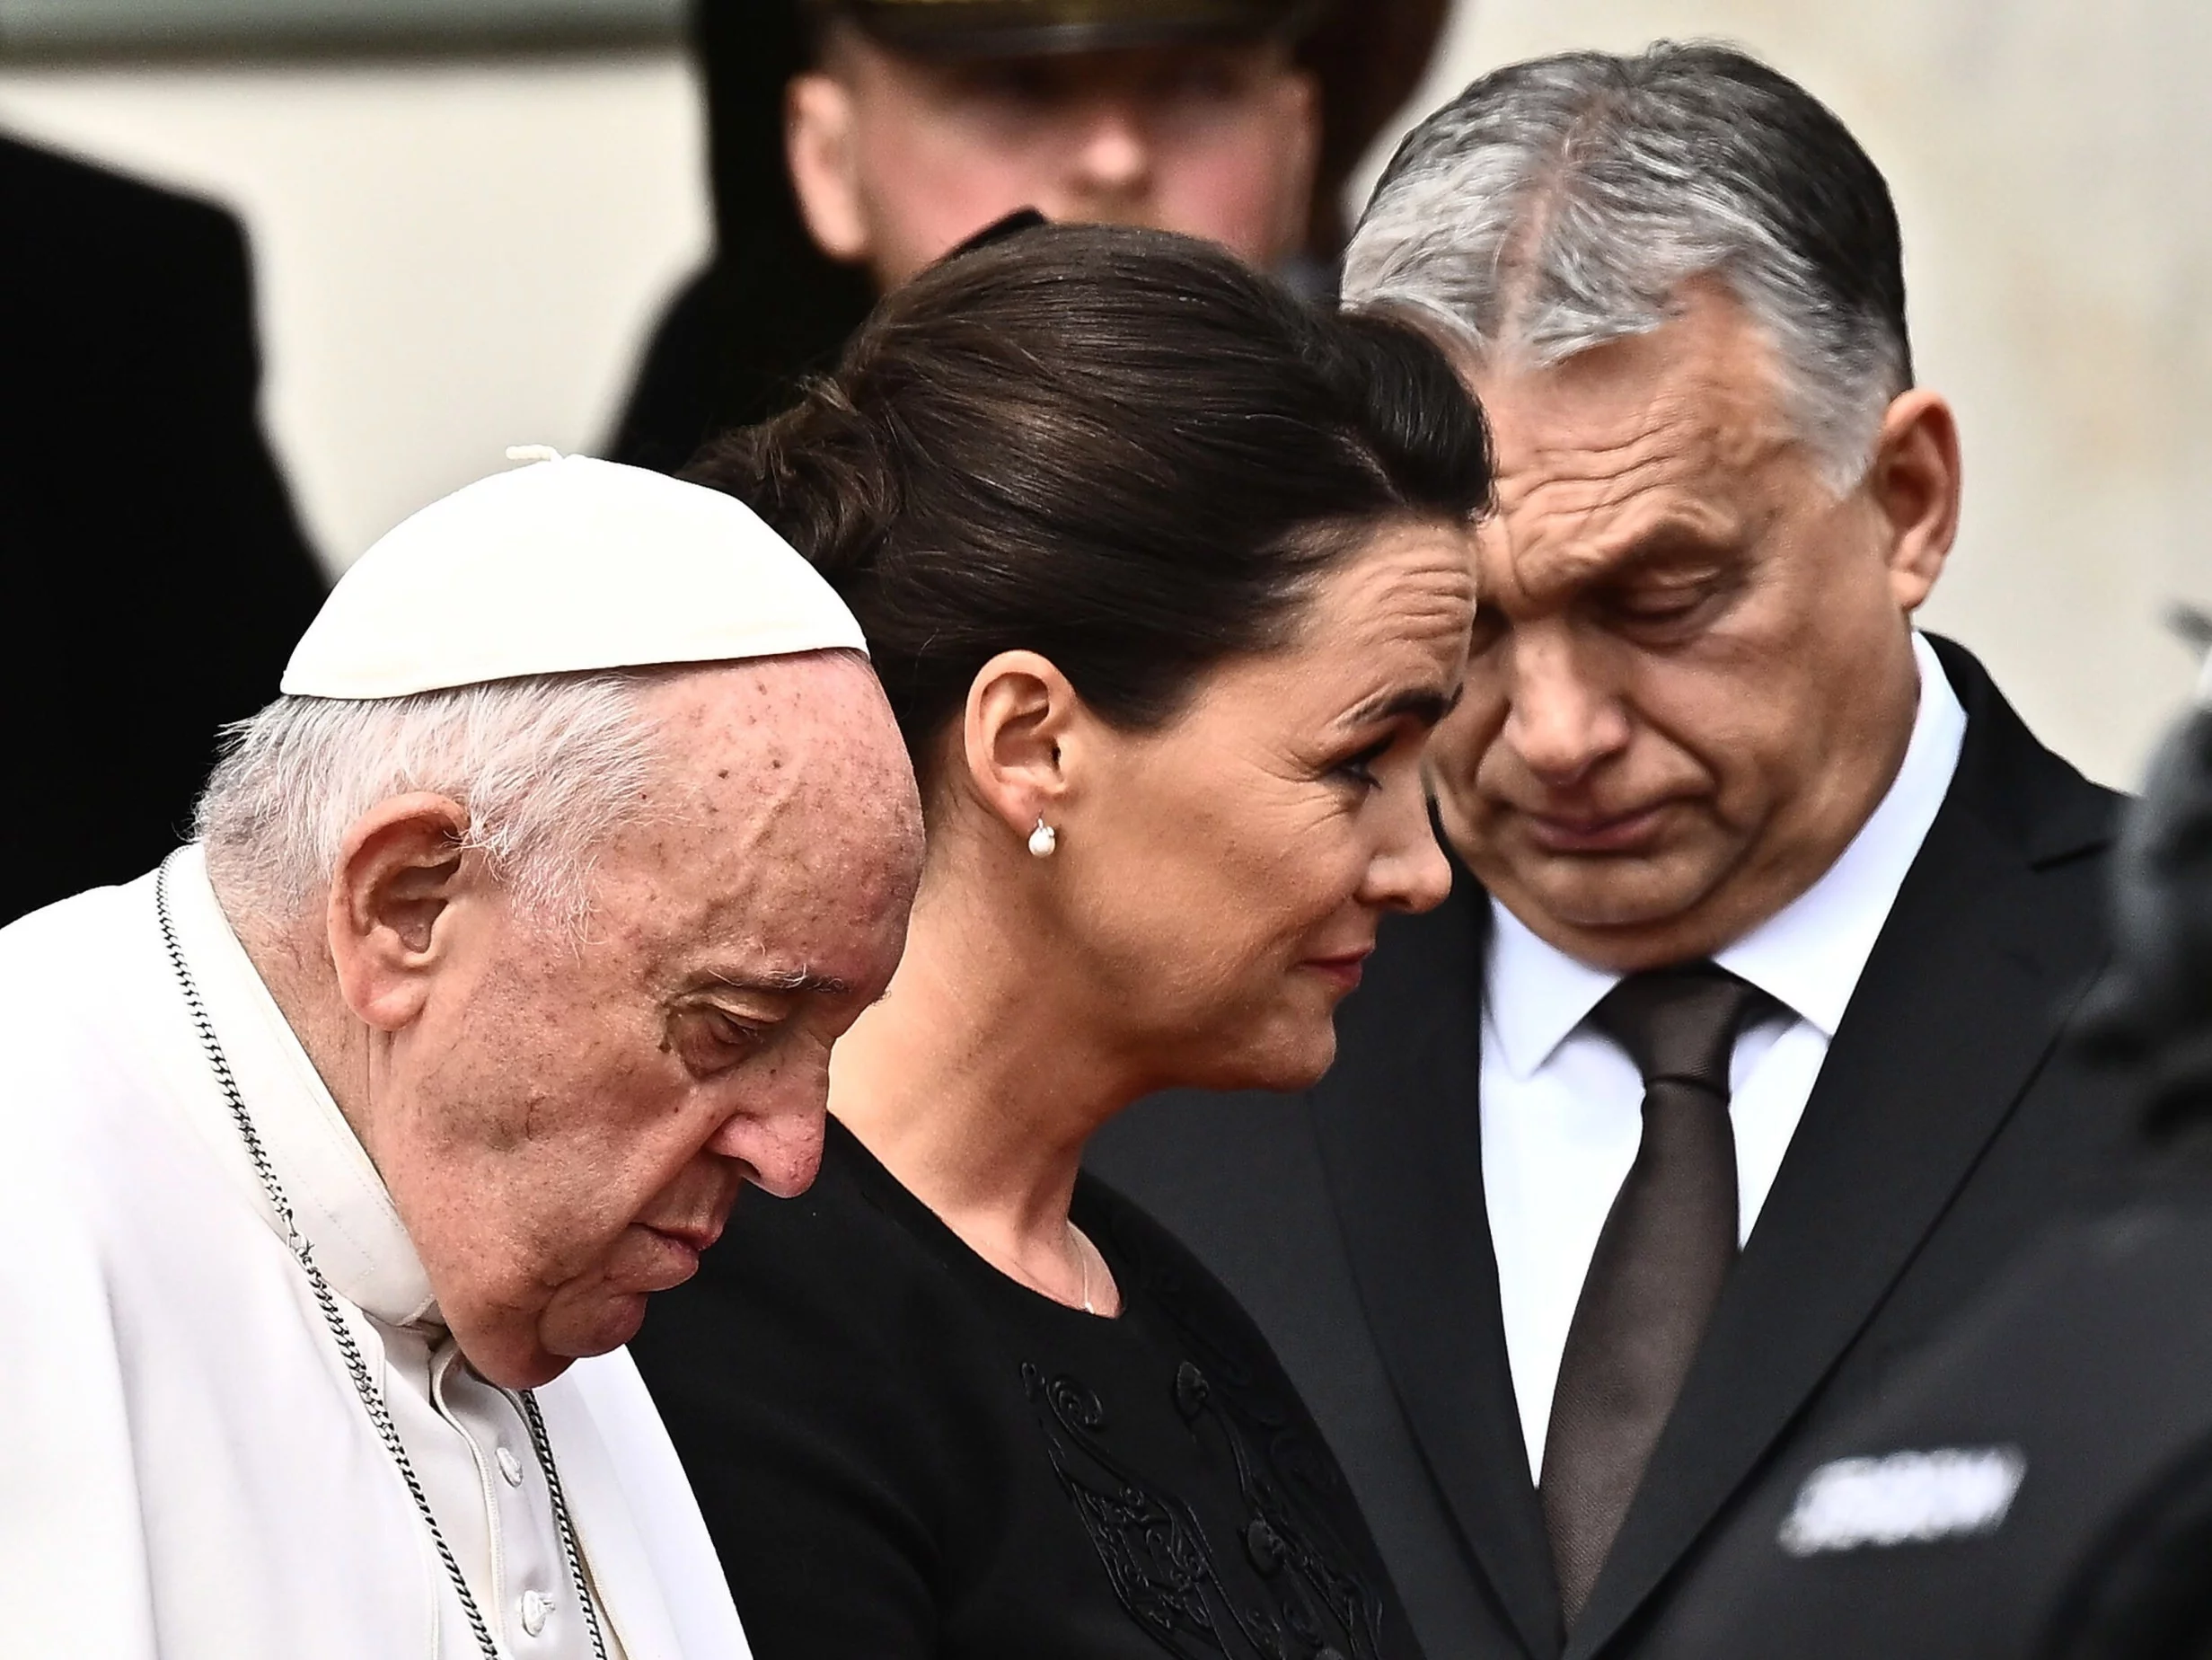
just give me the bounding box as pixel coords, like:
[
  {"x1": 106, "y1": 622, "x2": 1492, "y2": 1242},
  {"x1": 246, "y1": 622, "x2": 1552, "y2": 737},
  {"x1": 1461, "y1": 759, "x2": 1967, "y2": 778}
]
[
  {"x1": 325, "y1": 793, "x2": 475, "y2": 1032},
  {"x1": 960, "y1": 650, "x2": 1080, "y2": 843}
]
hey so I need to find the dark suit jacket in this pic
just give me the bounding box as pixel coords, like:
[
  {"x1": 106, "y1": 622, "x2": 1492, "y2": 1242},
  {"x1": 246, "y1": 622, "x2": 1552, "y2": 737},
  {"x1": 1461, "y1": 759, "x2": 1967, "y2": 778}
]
[
  {"x1": 1642, "y1": 1185, "x2": 2212, "y2": 1659},
  {"x1": 1, "y1": 133, "x2": 326, "y2": 924},
  {"x1": 1088, "y1": 638, "x2": 2132, "y2": 1660}
]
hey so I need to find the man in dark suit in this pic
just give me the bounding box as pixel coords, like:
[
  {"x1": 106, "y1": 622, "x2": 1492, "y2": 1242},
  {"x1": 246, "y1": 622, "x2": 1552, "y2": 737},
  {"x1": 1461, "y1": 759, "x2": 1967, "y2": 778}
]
[
  {"x1": 1645, "y1": 693, "x2": 2212, "y2": 1660},
  {"x1": 1089, "y1": 43, "x2": 2130, "y2": 1660},
  {"x1": 2, "y1": 133, "x2": 326, "y2": 923}
]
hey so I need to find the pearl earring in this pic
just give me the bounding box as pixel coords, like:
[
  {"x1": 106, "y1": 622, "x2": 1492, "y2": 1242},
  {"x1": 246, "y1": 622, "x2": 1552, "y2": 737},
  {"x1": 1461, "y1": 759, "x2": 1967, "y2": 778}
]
[{"x1": 1027, "y1": 816, "x2": 1058, "y2": 858}]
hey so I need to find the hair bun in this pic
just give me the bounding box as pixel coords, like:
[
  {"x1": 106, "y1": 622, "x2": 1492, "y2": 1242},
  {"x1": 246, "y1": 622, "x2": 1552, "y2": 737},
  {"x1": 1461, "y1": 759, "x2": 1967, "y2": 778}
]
[{"x1": 683, "y1": 375, "x2": 900, "y2": 584}]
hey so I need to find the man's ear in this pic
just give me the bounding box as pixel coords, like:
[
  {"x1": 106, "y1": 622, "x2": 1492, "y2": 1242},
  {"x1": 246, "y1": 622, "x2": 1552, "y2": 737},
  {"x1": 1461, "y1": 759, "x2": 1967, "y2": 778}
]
[
  {"x1": 786, "y1": 71, "x2": 871, "y2": 264},
  {"x1": 325, "y1": 793, "x2": 476, "y2": 1033},
  {"x1": 1865, "y1": 388, "x2": 1962, "y2": 613},
  {"x1": 960, "y1": 650, "x2": 1082, "y2": 846}
]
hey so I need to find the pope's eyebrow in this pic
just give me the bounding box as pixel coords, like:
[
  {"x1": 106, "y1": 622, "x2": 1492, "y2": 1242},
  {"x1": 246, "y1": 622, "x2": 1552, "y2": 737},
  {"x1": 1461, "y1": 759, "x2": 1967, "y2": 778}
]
[
  {"x1": 1344, "y1": 682, "x2": 1464, "y2": 730},
  {"x1": 697, "y1": 967, "x2": 852, "y2": 998}
]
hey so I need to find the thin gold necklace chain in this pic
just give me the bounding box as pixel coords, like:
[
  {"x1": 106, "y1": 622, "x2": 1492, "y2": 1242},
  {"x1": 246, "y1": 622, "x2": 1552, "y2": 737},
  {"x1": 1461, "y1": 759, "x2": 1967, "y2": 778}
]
[{"x1": 154, "y1": 857, "x2": 608, "y2": 1660}]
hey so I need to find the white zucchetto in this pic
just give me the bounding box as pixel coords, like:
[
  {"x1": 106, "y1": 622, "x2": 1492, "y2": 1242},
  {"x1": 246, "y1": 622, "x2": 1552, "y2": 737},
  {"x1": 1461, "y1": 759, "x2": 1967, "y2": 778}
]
[{"x1": 282, "y1": 450, "x2": 866, "y2": 700}]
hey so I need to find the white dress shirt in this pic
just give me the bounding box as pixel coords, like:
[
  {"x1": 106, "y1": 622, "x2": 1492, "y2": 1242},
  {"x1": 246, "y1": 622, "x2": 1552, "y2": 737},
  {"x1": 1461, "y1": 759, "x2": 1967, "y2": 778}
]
[
  {"x1": 1481, "y1": 632, "x2": 1967, "y2": 1478},
  {"x1": 0, "y1": 847, "x2": 750, "y2": 1659}
]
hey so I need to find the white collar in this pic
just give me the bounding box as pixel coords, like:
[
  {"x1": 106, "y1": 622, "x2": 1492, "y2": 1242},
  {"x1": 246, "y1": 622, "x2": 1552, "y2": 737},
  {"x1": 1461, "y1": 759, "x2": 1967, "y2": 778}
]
[
  {"x1": 161, "y1": 844, "x2": 439, "y2": 1328},
  {"x1": 1485, "y1": 632, "x2": 1969, "y2": 1078}
]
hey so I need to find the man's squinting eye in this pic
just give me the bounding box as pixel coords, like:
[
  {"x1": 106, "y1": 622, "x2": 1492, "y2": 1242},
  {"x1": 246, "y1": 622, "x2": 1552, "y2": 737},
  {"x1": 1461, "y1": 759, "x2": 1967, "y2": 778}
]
[
  {"x1": 1616, "y1": 587, "x2": 1705, "y2": 620},
  {"x1": 1599, "y1": 570, "x2": 1734, "y2": 638},
  {"x1": 1150, "y1": 57, "x2": 1251, "y2": 104},
  {"x1": 957, "y1": 59, "x2": 1064, "y2": 107},
  {"x1": 668, "y1": 1005, "x2": 771, "y2": 1077}
]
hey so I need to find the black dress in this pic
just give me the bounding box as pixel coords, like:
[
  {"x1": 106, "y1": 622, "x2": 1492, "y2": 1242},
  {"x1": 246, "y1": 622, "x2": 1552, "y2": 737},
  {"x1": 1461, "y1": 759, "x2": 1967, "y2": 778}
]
[{"x1": 628, "y1": 1116, "x2": 1424, "y2": 1660}]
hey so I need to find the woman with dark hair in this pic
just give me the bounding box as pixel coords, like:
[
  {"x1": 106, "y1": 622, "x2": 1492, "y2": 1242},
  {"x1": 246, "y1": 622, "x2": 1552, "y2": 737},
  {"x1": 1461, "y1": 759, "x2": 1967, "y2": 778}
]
[{"x1": 626, "y1": 222, "x2": 1490, "y2": 1660}]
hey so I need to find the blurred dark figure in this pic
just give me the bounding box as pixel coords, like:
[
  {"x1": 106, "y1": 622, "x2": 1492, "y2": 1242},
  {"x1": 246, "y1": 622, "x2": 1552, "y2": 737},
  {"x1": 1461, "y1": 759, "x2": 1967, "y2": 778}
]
[
  {"x1": 1637, "y1": 690, "x2": 2212, "y2": 1660},
  {"x1": 609, "y1": 0, "x2": 1449, "y2": 471},
  {"x1": 1, "y1": 135, "x2": 325, "y2": 923}
]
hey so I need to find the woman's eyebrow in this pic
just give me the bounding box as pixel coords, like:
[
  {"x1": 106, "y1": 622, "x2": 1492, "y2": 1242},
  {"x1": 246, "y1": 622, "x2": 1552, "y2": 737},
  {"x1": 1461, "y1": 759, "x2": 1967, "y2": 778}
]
[{"x1": 1344, "y1": 682, "x2": 1465, "y2": 728}]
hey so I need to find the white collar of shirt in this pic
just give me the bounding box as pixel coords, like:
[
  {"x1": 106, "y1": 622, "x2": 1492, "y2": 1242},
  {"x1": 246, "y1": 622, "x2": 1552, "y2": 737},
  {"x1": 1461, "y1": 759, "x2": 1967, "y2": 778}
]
[
  {"x1": 162, "y1": 843, "x2": 439, "y2": 1328},
  {"x1": 1485, "y1": 631, "x2": 1968, "y2": 1072}
]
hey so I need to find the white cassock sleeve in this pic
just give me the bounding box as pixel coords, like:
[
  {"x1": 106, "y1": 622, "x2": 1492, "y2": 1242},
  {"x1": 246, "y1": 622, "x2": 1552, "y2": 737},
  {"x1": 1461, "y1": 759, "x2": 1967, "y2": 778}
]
[{"x1": 0, "y1": 1117, "x2": 161, "y2": 1657}]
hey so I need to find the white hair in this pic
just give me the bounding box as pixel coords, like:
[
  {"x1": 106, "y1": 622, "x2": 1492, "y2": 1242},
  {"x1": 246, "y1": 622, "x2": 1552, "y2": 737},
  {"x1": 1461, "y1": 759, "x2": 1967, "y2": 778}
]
[
  {"x1": 196, "y1": 672, "x2": 664, "y2": 934},
  {"x1": 1343, "y1": 43, "x2": 1913, "y2": 491}
]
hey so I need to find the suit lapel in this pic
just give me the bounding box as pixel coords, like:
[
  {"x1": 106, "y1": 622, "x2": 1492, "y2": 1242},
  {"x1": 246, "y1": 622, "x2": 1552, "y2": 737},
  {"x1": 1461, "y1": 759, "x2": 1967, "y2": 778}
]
[
  {"x1": 1309, "y1": 872, "x2": 1565, "y2": 1660},
  {"x1": 1565, "y1": 645, "x2": 2116, "y2": 1658}
]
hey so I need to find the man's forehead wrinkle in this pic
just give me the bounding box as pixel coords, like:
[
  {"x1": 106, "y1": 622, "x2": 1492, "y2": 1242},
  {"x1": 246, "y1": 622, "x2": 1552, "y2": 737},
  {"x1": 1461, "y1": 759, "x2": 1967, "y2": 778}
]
[
  {"x1": 1497, "y1": 430, "x2": 1708, "y2": 556},
  {"x1": 1480, "y1": 328, "x2": 1795, "y2": 612}
]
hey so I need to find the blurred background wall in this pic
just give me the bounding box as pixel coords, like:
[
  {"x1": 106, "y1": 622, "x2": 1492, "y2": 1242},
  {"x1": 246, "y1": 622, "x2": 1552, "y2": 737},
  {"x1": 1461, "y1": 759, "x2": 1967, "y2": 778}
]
[{"x1": 2, "y1": 0, "x2": 2206, "y2": 787}]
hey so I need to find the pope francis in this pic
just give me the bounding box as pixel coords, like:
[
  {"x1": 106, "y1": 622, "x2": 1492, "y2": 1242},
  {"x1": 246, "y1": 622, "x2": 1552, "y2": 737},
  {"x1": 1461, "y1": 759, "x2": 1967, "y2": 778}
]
[{"x1": 0, "y1": 453, "x2": 923, "y2": 1658}]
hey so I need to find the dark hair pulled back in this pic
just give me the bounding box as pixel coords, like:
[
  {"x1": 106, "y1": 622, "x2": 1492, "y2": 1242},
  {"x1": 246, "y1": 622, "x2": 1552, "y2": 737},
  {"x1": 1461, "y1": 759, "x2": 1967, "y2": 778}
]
[{"x1": 684, "y1": 223, "x2": 1492, "y2": 784}]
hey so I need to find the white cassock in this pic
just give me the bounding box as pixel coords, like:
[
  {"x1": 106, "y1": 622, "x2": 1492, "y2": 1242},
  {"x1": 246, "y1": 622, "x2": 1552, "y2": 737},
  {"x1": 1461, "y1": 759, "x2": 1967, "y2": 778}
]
[{"x1": 0, "y1": 847, "x2": 753, "y2": 1660}]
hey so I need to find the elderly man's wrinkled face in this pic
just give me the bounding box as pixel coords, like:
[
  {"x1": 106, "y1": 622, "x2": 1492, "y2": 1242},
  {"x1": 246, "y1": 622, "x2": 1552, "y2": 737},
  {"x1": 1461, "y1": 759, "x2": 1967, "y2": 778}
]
[
  {"x1": 787, "y1": 26, "x2": 1318, "y2": 289},
  {"x1": 357, "y1": 657, "x2": 921, "y2": 1388},
  {"x1": 1429, "y1": 281, "x2": 1956, "y2": 971}
]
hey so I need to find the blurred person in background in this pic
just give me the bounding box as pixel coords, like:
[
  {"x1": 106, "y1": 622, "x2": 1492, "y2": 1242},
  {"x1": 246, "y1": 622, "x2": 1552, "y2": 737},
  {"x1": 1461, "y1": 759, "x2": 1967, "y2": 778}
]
[
  {"x1": 2, "y1": 133, "x2": 327, "y2": 926},
  {"x1": 1092, "y1": 43, "x2": 2132, "y2": 1660},
  {"x1": 609, "y1": 0, "x2": 1449, "y2": 471},
  {"x1": 1644, "y1": 668, "x2": 2212, "y2": 1660},
  {"x1": 628, "y1": 222, "x2": 1490, "y2": 1660}
]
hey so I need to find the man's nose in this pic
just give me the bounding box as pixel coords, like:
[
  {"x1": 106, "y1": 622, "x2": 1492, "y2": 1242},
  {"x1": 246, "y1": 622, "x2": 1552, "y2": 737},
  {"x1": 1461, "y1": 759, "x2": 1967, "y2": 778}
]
[
  {"x1": 705, "y1": 1066, "x2": 829, "y2": 1199},
  {"x1": 1503, "y1": 626, "x2": 1631, "y2": 786},
  {"x1": 1066, "y1": 102, "x2": 1152, "y2": 197}
]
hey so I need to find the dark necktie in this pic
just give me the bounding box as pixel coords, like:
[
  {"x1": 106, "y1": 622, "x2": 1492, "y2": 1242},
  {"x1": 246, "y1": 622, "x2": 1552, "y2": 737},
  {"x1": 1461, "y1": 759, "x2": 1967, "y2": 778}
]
[{"x1": 1538, "y1": 962, "x2": 1775, "y2": 1627}]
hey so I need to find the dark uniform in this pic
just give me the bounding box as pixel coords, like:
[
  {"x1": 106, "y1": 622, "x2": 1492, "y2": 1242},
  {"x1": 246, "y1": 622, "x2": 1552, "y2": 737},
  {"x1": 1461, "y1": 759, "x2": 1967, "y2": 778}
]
[
  {"x1": 1, "y1": 134, "x2": 326, "y2": 924},
  {"x1": 608, "y1": 0, "x2": 1450, "y2": 471}
]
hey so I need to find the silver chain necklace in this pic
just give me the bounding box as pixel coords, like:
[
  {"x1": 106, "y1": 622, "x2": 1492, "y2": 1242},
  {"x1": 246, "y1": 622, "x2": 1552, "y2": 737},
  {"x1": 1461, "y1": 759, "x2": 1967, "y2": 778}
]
[{"x1": 154, "y1": 858, "x2": 610, "y2": 1660}]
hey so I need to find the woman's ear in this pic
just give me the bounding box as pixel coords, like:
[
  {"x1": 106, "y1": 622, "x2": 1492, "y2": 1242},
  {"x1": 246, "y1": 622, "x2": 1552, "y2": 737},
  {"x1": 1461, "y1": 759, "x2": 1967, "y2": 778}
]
[
  {"x1": 960, "y1": 650, "x2": 1083, "y2": 843},
  {"x1": 325, "y1": 792, "x2": 476, "y2": 1033}
]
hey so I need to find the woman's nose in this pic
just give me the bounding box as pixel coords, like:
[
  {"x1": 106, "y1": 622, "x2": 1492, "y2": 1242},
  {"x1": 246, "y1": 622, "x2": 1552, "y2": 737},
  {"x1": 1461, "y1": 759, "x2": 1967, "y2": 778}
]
[{"x1": 1361, "y1": 775, "x2": 1454, "y2": 916}]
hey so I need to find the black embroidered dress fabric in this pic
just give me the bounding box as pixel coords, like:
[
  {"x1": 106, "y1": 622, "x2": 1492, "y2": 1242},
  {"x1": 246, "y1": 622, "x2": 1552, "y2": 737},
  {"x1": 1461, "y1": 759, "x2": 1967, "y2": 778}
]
[{"x1": 627, "y1": 1117, "x2": 1419, "y2": 1660}]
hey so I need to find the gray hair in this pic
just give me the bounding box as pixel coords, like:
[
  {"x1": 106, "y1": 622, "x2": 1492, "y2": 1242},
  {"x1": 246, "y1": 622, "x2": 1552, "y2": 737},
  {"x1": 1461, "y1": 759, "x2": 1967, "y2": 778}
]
[
  {"x1": 1343, "y1": 42, "x2": 1914, "y2": 490},
  {"x1": 197, "y1": 672, "x2": 663, "y2": 934}
]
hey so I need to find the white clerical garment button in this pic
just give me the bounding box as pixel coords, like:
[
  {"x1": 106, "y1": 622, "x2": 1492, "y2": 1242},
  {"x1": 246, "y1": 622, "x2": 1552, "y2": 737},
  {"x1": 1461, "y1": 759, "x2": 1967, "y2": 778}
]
[
  {"x1": 496, "y1": 1445, "x2": 524, "y2": 1488},
  {"x1": 520, "y1": 1589, "x2": 552, "y2": 1638}
]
